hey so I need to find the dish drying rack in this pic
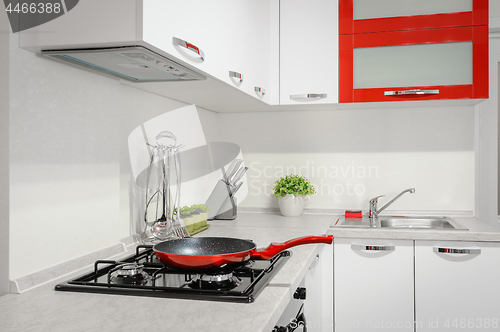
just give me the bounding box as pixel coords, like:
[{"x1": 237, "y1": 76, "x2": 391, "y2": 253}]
[{"x1": 142, "y1": 131, "x2": 189, "y2": 242}]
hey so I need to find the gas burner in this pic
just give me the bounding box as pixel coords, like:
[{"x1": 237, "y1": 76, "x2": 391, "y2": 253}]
[
  {"x1": 189, "y1": 273, "x2": 242, "y2": 290},
  {"x1": 109, "y1": 263, "x2": 151, "y2": 285},
  {"x1": 55, "y1": 247, "x2": 291, "y2": 303}
]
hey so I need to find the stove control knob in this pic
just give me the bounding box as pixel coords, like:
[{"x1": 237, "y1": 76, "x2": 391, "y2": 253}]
[{"x1": 293, "y1": 287, "x2": 306, "y2": 300}]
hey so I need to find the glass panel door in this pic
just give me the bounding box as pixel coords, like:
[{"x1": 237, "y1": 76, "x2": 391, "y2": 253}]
[
  {"x1": 353, "y1": 42, "x2": 473, "y2": 89},
  {"x1": 353, "y1": 0, "x2": 473, "y2": 20}
]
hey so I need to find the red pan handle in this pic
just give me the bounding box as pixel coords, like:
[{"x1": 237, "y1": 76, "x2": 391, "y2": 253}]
[{"x1": 250, "y1": 235, "x2": 333, "y2": 260}]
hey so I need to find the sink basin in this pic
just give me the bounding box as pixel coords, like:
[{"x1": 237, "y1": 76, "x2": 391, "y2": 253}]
[
  {"x1": 378, "y1": 216, "x2": 467, "y2": 230},
  {"x1": 334, "y1": 216, "x2": 468, "y2": 230}
]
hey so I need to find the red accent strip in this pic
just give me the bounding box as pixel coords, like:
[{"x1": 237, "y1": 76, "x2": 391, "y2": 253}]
[
  {"x1": 339, "y1": 34, "x2": 353, "y2": 103},
  {"x1": 472, "y1": 0, "x2": 489, "y2": 25},
  {"x1": 339, "y1": 0, "x2": 353, "y2": 34},
  {"x1": 339, "y1": 0, "x2": 488, "y2": 35},
  {"x1": 353, "y1": 26, "x2": 473, "y2": 48},
  {"x1": 353, "y1": 85, "x2": 473, "y2": 103},
  {"x1": 185, "y1": 42, "x2": 200, "y2": 55},
  {"x1": 472, "y1": 25, "x2": 489, "y2": 98}
]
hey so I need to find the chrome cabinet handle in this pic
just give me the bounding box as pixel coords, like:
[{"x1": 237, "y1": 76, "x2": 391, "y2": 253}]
[
  {"x1": 229, "y1": 71, "x2": 243, "y2": 82},
  {"x1": 290, "y1": 93, "x2": 327, "y2": 100},
  {"x1": 172, "y1": 37, "x2": 205, "y2": 61},
  {"x1": 351, "y1": 244, "x2": 395, "y2": 251},
  {"x1": 433, "y1": 247, "x2": 481, "y2": 255},
  {"x1": 309, "y1": 253, "x2": 320, "y2": 270},
  {"x1": 255, "y1": 87, "x2": 266, "y2": 95},
  {"x1": 384, "y1": 89, "x2": 439, "y2": 96}
]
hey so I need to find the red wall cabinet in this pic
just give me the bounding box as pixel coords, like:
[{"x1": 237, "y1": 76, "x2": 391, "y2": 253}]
[{"x1": 339, "y1": 0, "x2": 489, "y2": 103}]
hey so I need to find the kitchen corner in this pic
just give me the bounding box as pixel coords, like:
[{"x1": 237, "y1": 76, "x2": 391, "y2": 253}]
[
  {"x1": 0, "y1": 212, "x2": 336, "y2": 332},
  {"x1": 1, "y1": 212, "x2": 500, "y2": 332},
  {"x1": 2, "y1": 1, "x2": 500, "y2": 331}
]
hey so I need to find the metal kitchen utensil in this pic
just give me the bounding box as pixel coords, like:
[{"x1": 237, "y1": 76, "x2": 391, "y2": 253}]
[
  {"x1": 230, "y1": 167, "x2": 248, "y2": 186},
  {"x1": 142, "y1": 131, "x2": 189, "y2": 243},
  {"x1": 172, "y1": 144, "x2": 190, "y2": 238},
  {"x1": 225, "y1": 159, "x2": 242, "y2": 183}
]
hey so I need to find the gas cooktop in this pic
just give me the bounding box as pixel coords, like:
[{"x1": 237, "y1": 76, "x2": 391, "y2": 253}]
[{"x1": 55, "y1": 245, "x2": 290, "y2": 303}]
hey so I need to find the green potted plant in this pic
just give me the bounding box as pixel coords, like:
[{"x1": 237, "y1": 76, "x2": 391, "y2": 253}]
[
  {"x1": 272, "y1": 175, "x2": 316, "y2": 217},
  {"x1": 192, "y1": 204, "x2": 210, "y2": 228}
]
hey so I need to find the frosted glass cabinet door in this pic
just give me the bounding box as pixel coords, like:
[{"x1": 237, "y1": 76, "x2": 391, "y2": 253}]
[
  {"x1": 353, "y1": 0, "x2": 472, "y2": 20},
  {"x1": 415, "y1": 241, "x2": 500, "y2": 332},
  {"x1": 339, "y1": 26, "x2": 488, "y2": 102},
  {"x1": 340, "y1": 0, "x2": 488, "y2": 34},
  {"x1": 353, "y1": 42, "x2": 472, "y2": 89}
]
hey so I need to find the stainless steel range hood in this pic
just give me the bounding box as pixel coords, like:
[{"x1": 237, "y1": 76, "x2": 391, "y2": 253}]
[{"x1": 42, "y1": 46, "x2": 206, "y2": 82}]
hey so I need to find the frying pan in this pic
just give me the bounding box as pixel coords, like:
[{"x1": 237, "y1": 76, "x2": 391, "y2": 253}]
[{"x1": 153, "y1": 235, "x2": 333, "y2": 272}]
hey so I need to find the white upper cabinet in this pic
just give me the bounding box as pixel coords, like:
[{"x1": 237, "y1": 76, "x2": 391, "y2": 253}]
[
  {"x1": 279, "y1": 0, "x2": 339, "y2": 105},
  {"x1": 246, "y1": 0, "x2": 280, "y2": 105},
  {"x1": 143, "y1": 0, "x2": 249, "y2": 91},
  {"x1": 18, "y1": 0, "x2": 278, "y2": 110}
]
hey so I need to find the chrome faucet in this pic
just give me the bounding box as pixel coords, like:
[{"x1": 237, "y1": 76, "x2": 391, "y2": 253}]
[{"x1": 369, "y1": 188, "x2": 415, "y2": 219}]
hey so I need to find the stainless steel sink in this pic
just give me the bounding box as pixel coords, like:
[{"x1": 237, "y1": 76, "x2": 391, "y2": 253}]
[
  {"x1": 378, "y1": 216, "x2": 467, "y2": 230},
  {"x1": 334, "y1": 216, "x2": 468, "y2": 230}
]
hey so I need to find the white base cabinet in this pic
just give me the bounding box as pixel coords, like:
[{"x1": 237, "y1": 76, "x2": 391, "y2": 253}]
[
  {"x1": 304, "y1": 245, "x2": 334, "y2": 332},
  {"x1": 334, "y1": 238, "x2": 414, "y2": 331},
  {"x1": 415, "y1": 240, "x2": 500, "y2": 331}
]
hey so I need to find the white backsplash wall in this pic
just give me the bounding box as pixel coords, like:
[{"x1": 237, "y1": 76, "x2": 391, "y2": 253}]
[
  {"x1": 8, "y1": 35, "x2": 218, "y2": 280},
  {"x1": 1, "y1": 11, "x2": 10, "y2": 295},
  {"x1": 212, "y1": 107, "x2": 475, "y2": 214}
]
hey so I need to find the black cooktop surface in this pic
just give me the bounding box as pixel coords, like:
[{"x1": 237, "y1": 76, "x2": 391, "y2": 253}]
[{"x1": 55, "y1": 245, "x2": 290, "y2": 303}]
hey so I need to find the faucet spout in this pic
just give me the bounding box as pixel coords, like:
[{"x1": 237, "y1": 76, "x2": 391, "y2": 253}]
[{"x1": 369, "y1": 188, "x2": 415, "y2": 219}]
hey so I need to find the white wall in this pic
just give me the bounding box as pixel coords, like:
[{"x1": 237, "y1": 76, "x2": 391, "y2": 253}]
[
  {"x1": 213, "y1": 107, "x2": 475, "y2": 214},
  {"x1": 0, "y1": 10, "x2": 10, "y2": 295},
  {"x1": 8, "y1": 37, "x2": 218, "y2": 280}
]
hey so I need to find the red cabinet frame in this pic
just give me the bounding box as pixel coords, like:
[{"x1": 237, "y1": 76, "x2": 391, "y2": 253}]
[
  {"x1": 339, "y1": 0, "x2": 489, "y2": 103},
  {"x1": 339, "y1": 0, "x2": 488, "y2": 34}
]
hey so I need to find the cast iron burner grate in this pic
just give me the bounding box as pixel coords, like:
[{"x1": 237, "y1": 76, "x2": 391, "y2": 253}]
[{"x1": 55, "y1": 245, "x2": 291, "y2": 303}]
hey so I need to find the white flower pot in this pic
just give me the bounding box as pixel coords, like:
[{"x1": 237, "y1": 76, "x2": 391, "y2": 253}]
[{"x1": 278, "y1": 194, "x2": 306, "y2": 217}]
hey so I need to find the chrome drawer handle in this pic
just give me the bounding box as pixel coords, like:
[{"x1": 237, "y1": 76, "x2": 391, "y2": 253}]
[
  {"x1": 290, "y1": 93, "x2": 327, "y2": 100},
  {"x1": 384, "y1": 89, "x2": 439, "y2": 96},
  {"x1": 309, "y1": 253, "x2": 320, "y2": 270},
  {"x1": 229, "y1": 71, "x2": 243, "y2": 82},
  {"x1": 172, "y1": 37, "x2": 205, "y2": 61},
  {"x1": 255, "y1": 86, "x2": 266, "y2": 95},
  {"x1": 433, "y1": 247, "x2": 481, "y2": 255},
  {"x1": 351, "y1": 244, "x2": 395, "y2": 251}
]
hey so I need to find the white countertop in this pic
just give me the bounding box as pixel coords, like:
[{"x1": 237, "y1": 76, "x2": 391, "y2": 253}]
[{"x1": 0, "y1": 212, "x2": 498, "y2": 332}]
